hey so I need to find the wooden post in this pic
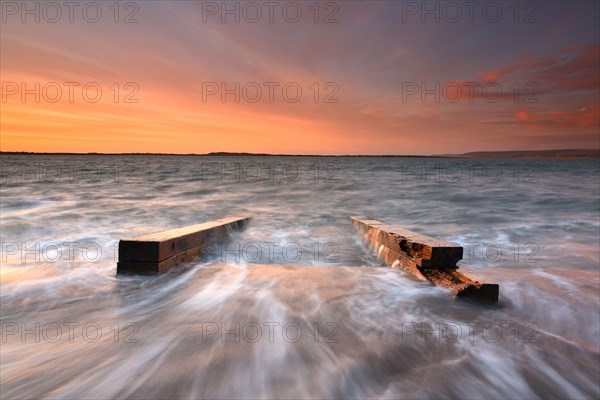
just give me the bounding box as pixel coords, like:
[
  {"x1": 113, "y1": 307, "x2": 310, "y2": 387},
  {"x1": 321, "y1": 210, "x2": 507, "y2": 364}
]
[
  {"x1": 351, "y1": 216, "x2": 499, "y2": 302},
  {"x1": 117, "y1": 216, "x2": 250, "y2": 274}
]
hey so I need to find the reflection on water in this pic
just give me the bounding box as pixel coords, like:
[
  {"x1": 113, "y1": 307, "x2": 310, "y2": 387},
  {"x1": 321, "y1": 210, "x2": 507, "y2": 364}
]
[{"x1": 1, "y1": 155, "x2": 599, "y2": 399}]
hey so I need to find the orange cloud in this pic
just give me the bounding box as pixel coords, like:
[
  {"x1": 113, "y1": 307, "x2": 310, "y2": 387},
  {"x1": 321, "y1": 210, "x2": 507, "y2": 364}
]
[
  {"x1": 515, "y1": 104, "x2": 599, "y2": 128},
  {"x1": 479, "y1": 66, "x2": 515, "y2": 82},
  {"x1": 478, "y1": 45, "x2": 599, "y2": 92}
]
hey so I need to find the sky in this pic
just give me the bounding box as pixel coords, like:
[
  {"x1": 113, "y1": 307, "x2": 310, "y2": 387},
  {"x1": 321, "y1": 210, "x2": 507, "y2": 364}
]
[{"x1": 1, "y1": 0, "x2": 599, "y2": 155}]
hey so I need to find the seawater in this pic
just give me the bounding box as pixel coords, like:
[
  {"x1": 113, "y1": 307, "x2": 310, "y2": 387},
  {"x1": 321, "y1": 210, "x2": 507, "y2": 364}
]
[{"x1": 1, "y1": 155, "x2": 598, "y2": 399}]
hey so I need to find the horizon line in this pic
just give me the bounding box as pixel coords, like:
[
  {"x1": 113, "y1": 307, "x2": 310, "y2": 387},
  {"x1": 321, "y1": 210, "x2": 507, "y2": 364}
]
[{"x1": 1, "y1": 149, "x2": 599, "y2": 158}]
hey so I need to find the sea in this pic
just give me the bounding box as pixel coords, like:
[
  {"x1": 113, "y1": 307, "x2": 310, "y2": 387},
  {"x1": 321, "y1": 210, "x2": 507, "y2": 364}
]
[{"x1": 1, "y1": 154, "x2": 599, "y2": 399}]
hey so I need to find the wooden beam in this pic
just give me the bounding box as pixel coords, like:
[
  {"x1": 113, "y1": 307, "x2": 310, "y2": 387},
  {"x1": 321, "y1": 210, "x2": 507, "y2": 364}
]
[
  {"x1": 351, "y1": 216, "x2": 498, "y2": 302},
  {"x1": 351, "y1": 217, "x2": 462, "y2": 268},
  {"x1": 117, "y1": 216, "x2": 250, "y2": 274},
  {"x1": 420, "y1": 269, "x2": 499, "y2": 302}
]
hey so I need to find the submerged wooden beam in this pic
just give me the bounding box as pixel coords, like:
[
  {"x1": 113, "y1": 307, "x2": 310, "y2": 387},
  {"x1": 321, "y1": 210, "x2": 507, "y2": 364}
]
[
  {"x1": 351, "y1": 216, "x2": 499, "y2": 302},
  {"x1": 351, "y1": 217, "x2": 463, "y2": 268},
  {"x1": 117, "y1": 216, "x2": 250, "y2": 274}
]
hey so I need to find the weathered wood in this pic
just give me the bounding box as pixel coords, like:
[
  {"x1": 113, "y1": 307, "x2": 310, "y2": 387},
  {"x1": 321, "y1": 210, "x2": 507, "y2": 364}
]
[
  {"x1": 117, "y1": 245, "x2": 205, "y2": 274},
  {"x1": 420, "y1": 269, "x2": 499, "y2": 302},
  {"x1": 117, "y1": 216, "x2": 250, "y2": 274},
  {"x1": 377, "y1": 245, "x2": 427, "y2": 280},
  {"x1": 351, "y1": 217, "x2": 462, "y2": 268},
  {"x1": 351, "y1": 216, "x2": 498, "y2": 302}
]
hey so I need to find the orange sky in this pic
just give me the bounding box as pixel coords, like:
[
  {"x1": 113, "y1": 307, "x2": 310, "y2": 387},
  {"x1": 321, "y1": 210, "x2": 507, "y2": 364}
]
[{"x1": 1, "y1": 1, "x2": 599, "y2": 154}]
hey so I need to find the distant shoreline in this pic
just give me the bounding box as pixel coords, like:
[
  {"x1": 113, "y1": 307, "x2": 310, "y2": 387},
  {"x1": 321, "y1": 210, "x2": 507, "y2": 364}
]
[{"x1": 0, "y1": 149, "x2": 598, "y2": 159}]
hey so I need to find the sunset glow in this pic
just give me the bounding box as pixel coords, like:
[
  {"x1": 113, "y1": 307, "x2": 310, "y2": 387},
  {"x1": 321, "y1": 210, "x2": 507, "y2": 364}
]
[{"x1": 1, "y1": 1, "x2": 599, "y2": 154}]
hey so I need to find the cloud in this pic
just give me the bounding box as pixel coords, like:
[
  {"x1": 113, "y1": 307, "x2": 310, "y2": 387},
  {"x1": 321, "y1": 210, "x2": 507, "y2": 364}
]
[
  {"x1": 1, "y1": 2, "x2": 599, "y2": 154},
  {"x1": 478, "y1": 45, "x2": 599, "y2": 93},
  {"x1": 515, "y1": 103, "x2": 599, "y2": 128}
]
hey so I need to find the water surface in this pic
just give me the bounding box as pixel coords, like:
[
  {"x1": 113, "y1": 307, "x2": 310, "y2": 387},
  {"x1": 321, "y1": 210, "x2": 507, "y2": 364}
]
[{"x1": 1, "y1": 155, "x2": 598, "y2": 399}]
